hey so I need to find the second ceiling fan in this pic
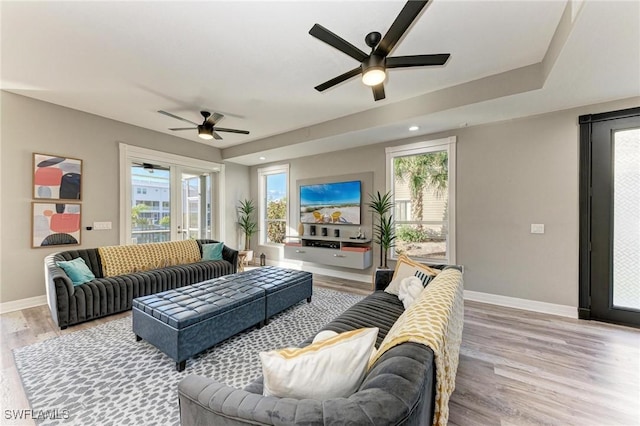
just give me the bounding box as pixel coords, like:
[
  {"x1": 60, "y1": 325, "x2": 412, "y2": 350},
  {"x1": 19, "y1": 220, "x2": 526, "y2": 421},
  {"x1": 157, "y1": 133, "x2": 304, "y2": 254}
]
[
  {"x1": 309, "y1": 0, "x2": 450, "y2": 101},
  {"x1": 158, "y1": 110, "x2": 250, "y2": 141}
]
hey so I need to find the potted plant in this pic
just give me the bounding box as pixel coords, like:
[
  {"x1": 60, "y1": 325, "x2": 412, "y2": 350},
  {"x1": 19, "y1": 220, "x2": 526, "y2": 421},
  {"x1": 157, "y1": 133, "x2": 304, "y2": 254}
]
[
  {"x1": 368, "y1": 191, "x2": 396, "y2": 269},
  {"x1": 237, "y1": 199, "x2": 257, "y2": 263}
]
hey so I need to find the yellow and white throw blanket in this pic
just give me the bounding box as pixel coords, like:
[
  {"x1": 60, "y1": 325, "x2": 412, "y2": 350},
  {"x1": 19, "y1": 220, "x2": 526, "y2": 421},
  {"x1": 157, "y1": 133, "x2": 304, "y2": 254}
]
[
  {"x1": 369, "y1": 268, "x2": 464, "y2": 426},
  {"x1": 98, "y1": 240, "x2": 202, "y2": 277}
]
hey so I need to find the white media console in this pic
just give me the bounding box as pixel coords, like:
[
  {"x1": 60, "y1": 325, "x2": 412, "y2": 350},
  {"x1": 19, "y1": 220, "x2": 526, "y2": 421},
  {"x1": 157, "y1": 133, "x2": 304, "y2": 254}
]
[{"x1": 284, "y1": 235, "x2": 372, "y2": 270}]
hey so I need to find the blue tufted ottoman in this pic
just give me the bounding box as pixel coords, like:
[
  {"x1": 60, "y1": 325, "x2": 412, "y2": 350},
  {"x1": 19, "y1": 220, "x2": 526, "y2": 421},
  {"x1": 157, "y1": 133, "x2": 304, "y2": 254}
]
[
  {"x1": 132, "y1": 279, "x2": 265, "y2": 371},
  {"x1": 225, "y1": 266, "x2": 313, "y2": 323},
  {"x1": 132, "y1": 267, "x2": 313, "y2": 371}
]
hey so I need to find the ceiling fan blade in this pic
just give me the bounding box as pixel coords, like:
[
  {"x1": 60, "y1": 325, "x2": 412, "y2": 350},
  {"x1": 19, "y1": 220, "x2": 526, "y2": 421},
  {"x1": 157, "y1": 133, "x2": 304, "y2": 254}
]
[
  {"x1": 213, "y1": 131, "x2": 223, "y2": 140},
  {"x1": 372, "y1": 84, "x2": 386, "y2": 101},
  {"x1": 169, "y1": 127, "x2": 197, "y2": 131},
  {"x1": 386, "y1": 53, "x2": 450, "y2": 68},
  {"x1": 374, "y1": 1, "x2": 428, "y2": 57},
  {"x1": 158, "y1": 110, "x2": 199, "y2": 126},
  {"x1": 309, "y1": 24, "x2": 368, "y2": 62},
  {"x1": 214, "y1": 127, "x2": 250, "y2": 135},
  {"x1": 315, "y1": 67, "x2": 362, "y2": 92},
  {"x1": 208, "y1": 112, "x2": 224, "y2": 125}
]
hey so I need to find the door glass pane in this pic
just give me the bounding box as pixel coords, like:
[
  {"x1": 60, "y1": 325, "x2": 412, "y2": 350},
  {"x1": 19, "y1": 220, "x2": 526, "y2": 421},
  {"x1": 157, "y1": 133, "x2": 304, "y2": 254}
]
[
  {"x1": 181, "y1": 172, "x2": 211, "y2": 240},
  {"x1": 393, "y1": 151, "x2": 449, "y2": 261},
  {"x1": 131, "y1": 164, "x2": 170, "y2": 244},
  {"x1": 613, "y1": 128, "x2": 640, "y2": 310}
]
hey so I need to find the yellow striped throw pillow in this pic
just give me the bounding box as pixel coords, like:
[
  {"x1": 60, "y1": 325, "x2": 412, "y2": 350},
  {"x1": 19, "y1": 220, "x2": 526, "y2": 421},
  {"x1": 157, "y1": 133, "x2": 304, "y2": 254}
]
[{"x1": 259, "y1": 327, "x2": 379, "y2": 400}]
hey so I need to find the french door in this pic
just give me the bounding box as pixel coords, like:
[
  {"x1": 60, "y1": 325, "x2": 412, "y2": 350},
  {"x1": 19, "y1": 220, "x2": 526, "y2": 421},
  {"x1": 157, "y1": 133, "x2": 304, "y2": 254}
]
[
  {"x1": 120, "y1": 144, "x2": 223, "y2": 245},
  {"x1": 579, "y1": 107, "x2": 640, "y2": 327}
]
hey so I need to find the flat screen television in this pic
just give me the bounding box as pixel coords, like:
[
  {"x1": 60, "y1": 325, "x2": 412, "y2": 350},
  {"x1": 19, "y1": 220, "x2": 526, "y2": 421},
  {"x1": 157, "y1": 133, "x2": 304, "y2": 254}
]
[{"x1": 300, "y1": 180, "x2": 361, "y2": 225}]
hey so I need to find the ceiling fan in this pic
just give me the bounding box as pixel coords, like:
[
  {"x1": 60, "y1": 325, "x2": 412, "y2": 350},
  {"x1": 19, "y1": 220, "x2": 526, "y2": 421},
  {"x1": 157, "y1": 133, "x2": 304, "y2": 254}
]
[
  {"x1": 158, "y1": 110, "x2": 250, "y2": 140},
  {"x1": 309, "y1": 0, "x2": 450, "y2": 101}
]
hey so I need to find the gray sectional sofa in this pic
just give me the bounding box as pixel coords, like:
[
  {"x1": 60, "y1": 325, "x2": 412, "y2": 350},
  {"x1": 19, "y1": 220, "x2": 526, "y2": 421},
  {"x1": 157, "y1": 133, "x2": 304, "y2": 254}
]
[
  {"x1": 44, "y1": 239, "x2": 237, "y2": 329},
  {"x1": 178, "y1": 265, "x2": 463, "y2": 426}
]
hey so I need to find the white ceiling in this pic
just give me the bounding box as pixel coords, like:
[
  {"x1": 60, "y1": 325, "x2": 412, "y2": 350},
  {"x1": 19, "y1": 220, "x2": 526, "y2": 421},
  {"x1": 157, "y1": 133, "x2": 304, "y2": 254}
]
[{"x1": 2, "y1": 1, "x2": 639, "y2": 165}]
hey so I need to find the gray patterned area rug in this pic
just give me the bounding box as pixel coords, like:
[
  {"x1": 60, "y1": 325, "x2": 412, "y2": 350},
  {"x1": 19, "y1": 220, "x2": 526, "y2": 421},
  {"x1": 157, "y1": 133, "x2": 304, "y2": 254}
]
[{"x1": 13, "y1": 287, "x2": 365, "y2": 426}]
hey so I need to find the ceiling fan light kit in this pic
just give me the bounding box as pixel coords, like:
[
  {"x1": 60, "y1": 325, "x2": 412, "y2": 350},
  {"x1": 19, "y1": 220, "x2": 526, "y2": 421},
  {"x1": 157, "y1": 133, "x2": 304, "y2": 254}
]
[
  {"x1": 198, "y1": 126, "x2": 214, "y2": 140},
  {"x1": 158, "y1": 110, "x2": 249, "y2": 141},
  {"x1": 310, "y1": 0, "x2": 450, "y2": 101},
  {"x1": 362, "y1": 56, "x2": 386, "y2": 86}
]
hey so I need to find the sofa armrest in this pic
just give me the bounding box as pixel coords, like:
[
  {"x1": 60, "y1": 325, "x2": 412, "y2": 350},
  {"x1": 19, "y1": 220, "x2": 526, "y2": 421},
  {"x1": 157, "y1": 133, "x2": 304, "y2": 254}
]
[
  {"x1": 197, "y1": 239, "x2": 238, "y2": 274},
  {"x1": 222, "y1": 245, "x2": 238, "y2": 273},
  {"x1": 44, "y1": 254, "x2": 75, "y2": 327},
  {"x1": 179, "y1": 343, "x2": 435, "y2": 425},
  {"x1": 374, "y1": 269, "x2": 394, "y2": 291}
]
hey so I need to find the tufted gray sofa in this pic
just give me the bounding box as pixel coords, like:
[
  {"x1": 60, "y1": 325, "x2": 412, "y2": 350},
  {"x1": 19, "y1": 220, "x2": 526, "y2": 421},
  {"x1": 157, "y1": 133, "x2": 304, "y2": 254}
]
[
  {"x1": 177, "y1": 265, "x2": 463, "y2": 425},
  {"x1": 44, "y1": 239, "x2": 237, "y2": 329}
]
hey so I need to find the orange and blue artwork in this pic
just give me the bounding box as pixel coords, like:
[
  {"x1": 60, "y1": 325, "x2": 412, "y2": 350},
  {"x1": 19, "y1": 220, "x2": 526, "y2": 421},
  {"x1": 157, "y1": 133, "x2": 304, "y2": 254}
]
[
  {"x1": 33, "y1": 153, "x2": 82, "y2": 200},
  {"x1": 32, "y1": 202, "x2": 81, "y2": 247}
]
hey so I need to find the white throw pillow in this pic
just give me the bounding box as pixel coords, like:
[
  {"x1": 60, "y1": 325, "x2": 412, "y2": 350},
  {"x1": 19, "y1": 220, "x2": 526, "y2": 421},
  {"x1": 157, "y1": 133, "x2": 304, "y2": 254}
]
[
  {"x1": 385, "y1": 255, "x2": 440, "y2": 296},
  {"x1": 312, "y1": 330, "x2": 338, "y2": 343},
  {"x1": 398, "y1": 276, "x2": 425, "y2": 309},
  {"x1": 313, "y1": 329, "x2": 379, "y2": 363},
  {"x1": 260, "y1": 327, "x2": 379, "y2": 400}
]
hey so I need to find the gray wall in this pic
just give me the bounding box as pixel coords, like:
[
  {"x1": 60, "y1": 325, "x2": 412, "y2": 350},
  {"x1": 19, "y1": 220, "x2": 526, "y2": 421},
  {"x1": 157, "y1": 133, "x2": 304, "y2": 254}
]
[
  {"x1": 250, "y1": 97, "x2": 639, "y2": 307},
  {"x1": 0, "y1": 92, "x2": 249, "y2": 303}
]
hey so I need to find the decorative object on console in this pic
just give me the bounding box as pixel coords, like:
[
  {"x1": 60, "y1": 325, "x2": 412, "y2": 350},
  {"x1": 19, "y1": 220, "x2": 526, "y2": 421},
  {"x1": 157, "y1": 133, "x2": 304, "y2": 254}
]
[
  {"x1": 33, "y1": 153, "x2": 82, "y2": 200},
  {"x1": 334, "y1": 229, "x2": 340, "y2": 237},
  {"x1": 367, "y1": 191, "x2": 396, "y2": 268},
  {"x1": 321, "y1": 227, "x2": 327, "y2": 236},
  {"x1": 297, "y1": 222, "x2": 304, "y2": 236},
  {"x1": 32, "y1": 202, "x2": 81, "y2": 248},
  {"x1": 310, "y1": 225, "x2": 316, "y2": 236}
]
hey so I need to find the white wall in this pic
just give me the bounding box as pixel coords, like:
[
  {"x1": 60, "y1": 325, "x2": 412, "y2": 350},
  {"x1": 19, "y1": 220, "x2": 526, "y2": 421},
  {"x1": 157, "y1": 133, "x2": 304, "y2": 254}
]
[{"x1": 0, "y1": 92, "x2": 249, "y2": 303}]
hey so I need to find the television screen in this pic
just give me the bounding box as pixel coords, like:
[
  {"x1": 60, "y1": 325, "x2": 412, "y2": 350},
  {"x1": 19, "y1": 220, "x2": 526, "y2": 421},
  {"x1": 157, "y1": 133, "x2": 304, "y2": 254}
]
[{"x1": 300, "y1": 180, "x2": 361, "y2": 225}]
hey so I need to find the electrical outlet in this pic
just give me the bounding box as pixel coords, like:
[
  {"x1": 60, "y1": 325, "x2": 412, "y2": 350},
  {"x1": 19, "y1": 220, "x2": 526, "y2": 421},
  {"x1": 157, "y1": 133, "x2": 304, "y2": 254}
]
[
  {"x1": 93, "y1": 221, "x2": 112, "y2": 230},
  {"x1": 530, "y1": 224, "x2": 545, "y2": 234}
]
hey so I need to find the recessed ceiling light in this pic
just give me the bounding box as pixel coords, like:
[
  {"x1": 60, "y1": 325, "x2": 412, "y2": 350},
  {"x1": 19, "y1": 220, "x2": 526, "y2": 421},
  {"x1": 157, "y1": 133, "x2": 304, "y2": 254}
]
[
  {"x1": 409, "y1": 126, "x2": 419, "y2": 131},
  {"x1": 259, "y1": 156, "x2": 266, "y2": 161}
]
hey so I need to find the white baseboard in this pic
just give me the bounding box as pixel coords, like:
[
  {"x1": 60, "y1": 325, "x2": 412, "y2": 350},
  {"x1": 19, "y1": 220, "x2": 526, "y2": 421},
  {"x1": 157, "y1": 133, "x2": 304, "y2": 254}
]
[
  {"x1": 464, "y1": 290, "x2": 577, "y2": 318},
  {"x1": 0, "y1": 295, "x2": 47, "y2": 314},
  {"x1": 266, "y1": 259, "x2": 372, "y2": 283}
]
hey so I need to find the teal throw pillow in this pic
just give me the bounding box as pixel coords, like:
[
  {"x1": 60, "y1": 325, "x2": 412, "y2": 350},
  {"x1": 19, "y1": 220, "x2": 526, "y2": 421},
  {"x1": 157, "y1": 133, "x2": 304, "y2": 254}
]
[
  {"x1": 56, "y1": 257, "x2": 96, "y2": 286},
  {"x1": 201, "y1": 242, "x2": 224, "y2": 261}
]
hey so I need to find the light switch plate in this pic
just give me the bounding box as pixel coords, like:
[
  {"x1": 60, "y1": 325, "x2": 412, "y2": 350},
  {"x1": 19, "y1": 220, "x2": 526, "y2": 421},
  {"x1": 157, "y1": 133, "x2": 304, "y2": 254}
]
[
  {"x1": 93, "y1": 221, "x2": 112, "y2": 230},
  {"x1": 530, "y1": 224, "x2": 545, "y2": 234}
]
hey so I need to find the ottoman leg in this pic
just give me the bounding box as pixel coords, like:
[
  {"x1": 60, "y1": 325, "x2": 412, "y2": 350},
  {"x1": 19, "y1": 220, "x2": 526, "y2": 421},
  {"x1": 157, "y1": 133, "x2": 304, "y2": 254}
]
[
  {"x1": 307, "y1": 296, "x2": 312, "y2": 303},
  {"x1": 135, "y1": 335, "x2": 142, "y2": 342},
  {"x1": 176, "y1": 360, "x2": 186, "y2": 372}
]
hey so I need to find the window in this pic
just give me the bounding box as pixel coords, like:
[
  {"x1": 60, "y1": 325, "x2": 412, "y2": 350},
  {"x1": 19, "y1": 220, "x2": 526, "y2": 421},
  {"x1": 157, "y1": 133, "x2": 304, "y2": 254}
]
[
  {"x1": 119, "y1": 143, "x2": 223, "y2": 245},
  {"x1": 258, "y1": 164, "x2": 289, "y2": 245},
  {"x1": 386, "y1": 137, "x2": 456, "y2": 264}
]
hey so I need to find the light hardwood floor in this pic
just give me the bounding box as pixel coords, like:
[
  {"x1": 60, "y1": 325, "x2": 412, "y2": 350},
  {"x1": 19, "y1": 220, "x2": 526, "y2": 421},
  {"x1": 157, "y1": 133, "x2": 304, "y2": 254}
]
[{"x1": 1, "y1": 274, "x2": 639, "y2": 425}]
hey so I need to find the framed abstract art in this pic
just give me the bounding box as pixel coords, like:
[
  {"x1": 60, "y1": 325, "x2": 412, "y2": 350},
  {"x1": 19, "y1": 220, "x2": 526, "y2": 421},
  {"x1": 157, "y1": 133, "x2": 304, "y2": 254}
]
[
  {"x1": 32, "y1": 202, "x2": 81, "y2": 248},
  {"x1": 33, "y1": 153, "x2": 82, "y2": 200}
]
